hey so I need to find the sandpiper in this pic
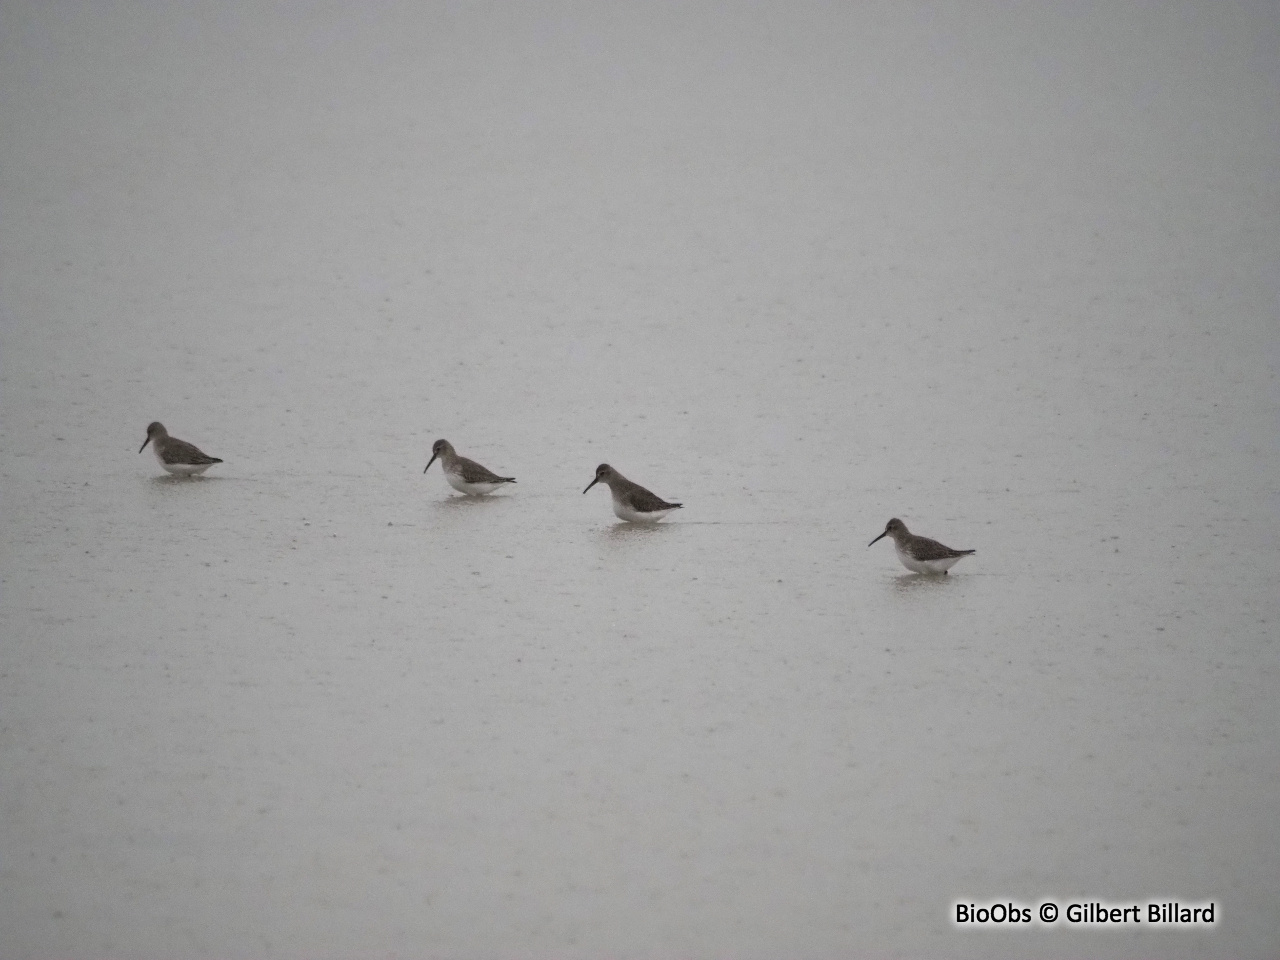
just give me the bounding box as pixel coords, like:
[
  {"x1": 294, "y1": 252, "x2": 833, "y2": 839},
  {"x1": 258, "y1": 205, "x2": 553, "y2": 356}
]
[
  {"x1": 139, "y1": 421, "x2": 223, "y2": 476},
  {"x1": 868, "y1": 518, "x2": 974, "y2": 574},
  {"x1": 583, "y1": 464, "x2": 682, "y2": 522},
  {"x1": 424, "y1": 439, "x2": 516, "y2": 495}
]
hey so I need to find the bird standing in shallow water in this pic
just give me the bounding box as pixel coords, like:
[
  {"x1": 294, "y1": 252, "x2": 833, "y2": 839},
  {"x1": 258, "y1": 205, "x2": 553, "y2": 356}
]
[
  {"x1": 583, "y1": 464, "x2": 682, "y2": 522},
  {"x1": 869, "y1": 518, "x2": 974, "y2": 574},
  {"x1": 139, "y1": 422, "x2": 222, "y2": 476},
  {"x1": 424, "y1": 439, "x2": 516, "y2": 496}
]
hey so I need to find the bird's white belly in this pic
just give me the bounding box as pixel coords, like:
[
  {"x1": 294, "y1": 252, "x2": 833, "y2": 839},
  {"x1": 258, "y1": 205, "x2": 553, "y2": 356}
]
[
  {"x1": 156, "y1": 450, "x2": 211, "y2": 476},
  {"x1": 896, "y1": 544, "x2": 961, "y2": 574},
  {"x1": 445, "y1": 470, "x2": 501, "y2": 496},
  {"x1": 612, "y1": 497, "x2": 675, "y2": 522}
]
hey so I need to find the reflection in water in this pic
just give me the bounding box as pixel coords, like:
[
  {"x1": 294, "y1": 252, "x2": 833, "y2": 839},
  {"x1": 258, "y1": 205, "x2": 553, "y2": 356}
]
[
  {"x1": 146, "y1": 474, "x2": 227, "y2": 488},
  {"x1": 432, "y1": 493, "x2": 513, "y2": 509},
  {"x1": 600, "y1": 521, "x2": 677, "y2": 543},
  {"x1": 890, "y1": 571, "x2": 960, "y2": 594}
]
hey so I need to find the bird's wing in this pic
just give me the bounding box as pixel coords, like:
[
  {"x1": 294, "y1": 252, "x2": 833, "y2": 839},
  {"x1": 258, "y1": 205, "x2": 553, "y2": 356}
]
[
  {"x1": 626, "y1": 485, "x2": 680, "y2": 512},
  {"x1": 456, "y1": 456, "x2": 513, "y2": 483},
  {"x1": 909, "y1": 535, "x2": 972, "y2": 560},
  {"x1": 162, "y1": 438, "x2": 222, "y2": 465}
]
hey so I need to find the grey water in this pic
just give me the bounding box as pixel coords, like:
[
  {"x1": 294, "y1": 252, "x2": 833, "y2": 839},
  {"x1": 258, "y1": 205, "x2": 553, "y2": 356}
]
[{"x1": 2, "y1": 1, "x2": 1277, "y2": 956}]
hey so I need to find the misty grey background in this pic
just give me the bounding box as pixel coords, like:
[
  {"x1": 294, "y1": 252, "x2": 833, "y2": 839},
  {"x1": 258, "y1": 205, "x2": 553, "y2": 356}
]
[{"x1": 2, "y1": 1, "x2": 1277, "y2": 957}]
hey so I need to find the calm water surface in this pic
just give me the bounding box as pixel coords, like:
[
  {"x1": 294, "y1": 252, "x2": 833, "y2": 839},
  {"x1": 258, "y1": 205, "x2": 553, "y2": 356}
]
[{"x1": 2, "y1": 2, "x2": 1277, "y2": 957}]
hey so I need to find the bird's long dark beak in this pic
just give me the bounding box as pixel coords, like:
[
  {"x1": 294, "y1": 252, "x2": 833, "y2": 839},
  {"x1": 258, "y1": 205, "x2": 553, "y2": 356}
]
[
  {"x1": 139, "y1": 437, "x2": 150, "y2": 453},
  {"x1": 868, "y1": 531, "x2": 887, "y2": 547},
  {"x1": 424, "y1": 453, "x2": 437, "y2": 474},
  {"x1": 583, "y1": 478, "x2": 598, "y2": 494}
]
